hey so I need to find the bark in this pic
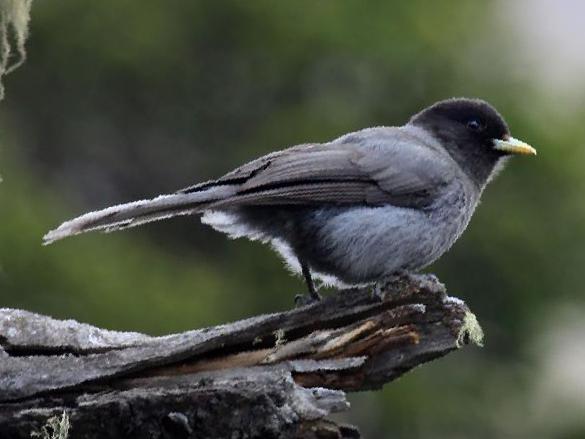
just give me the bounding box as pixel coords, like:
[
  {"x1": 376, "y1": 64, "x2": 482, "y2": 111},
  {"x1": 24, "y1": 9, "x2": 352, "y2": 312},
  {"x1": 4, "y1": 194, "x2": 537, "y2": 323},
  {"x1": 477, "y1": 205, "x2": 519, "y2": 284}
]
[{"x1": 0, "y1": 273, "x2": 481, "y2": 439}]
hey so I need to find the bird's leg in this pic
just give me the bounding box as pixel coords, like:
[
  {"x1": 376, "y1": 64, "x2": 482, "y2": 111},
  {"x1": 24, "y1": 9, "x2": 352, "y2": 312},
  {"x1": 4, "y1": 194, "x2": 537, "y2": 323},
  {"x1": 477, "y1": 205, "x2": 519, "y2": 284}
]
[
  {"x1": 302, "y1": 262, "x2": 322, "y2": 301},
  {"x1": 294, "y1": 261, "x2": 322, "y2": 306}
]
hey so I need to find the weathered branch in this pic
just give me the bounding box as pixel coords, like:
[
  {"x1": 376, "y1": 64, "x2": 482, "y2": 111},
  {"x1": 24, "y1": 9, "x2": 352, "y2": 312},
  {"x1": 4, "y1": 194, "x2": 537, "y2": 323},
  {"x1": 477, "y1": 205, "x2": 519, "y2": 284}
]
[{"x1": 0, "y1": 273, "x2": 482, "y2": 438}]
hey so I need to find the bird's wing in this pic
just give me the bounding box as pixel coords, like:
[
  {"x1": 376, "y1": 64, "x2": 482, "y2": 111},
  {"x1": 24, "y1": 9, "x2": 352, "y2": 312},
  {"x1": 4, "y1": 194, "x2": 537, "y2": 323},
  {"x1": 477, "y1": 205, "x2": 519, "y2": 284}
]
[
  {"x1": 184, "y1": 127, "x2": 456, "y2": 209},
  {"x1": 44, "y1": 127, "x2": 455, "y2": 244}
]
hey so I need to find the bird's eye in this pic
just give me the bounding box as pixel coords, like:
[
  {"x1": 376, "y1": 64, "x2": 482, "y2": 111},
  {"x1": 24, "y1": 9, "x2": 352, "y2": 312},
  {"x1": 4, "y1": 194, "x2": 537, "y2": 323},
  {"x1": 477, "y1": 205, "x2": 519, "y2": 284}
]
[{"x1": 466, "y1": 118, "x2": 483, "y2": 131}]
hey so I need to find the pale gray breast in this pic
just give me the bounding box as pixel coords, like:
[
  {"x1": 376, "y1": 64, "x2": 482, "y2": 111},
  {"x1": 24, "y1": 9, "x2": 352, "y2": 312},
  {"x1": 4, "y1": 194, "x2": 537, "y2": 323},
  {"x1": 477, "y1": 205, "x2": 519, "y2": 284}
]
[{"x1": 418, "y1": 177, "x2": 480, "y2": 267}]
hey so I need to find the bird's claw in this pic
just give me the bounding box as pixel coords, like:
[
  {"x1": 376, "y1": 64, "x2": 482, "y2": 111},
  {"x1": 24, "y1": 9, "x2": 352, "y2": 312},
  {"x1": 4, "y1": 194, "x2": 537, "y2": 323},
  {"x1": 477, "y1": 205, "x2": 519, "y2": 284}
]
[
  {"x1": 294, "y1": 291, "x2": 322, "y2": 307},
  {"x1": 372, "y1": 270, "x2": 411, "y2": 301}
]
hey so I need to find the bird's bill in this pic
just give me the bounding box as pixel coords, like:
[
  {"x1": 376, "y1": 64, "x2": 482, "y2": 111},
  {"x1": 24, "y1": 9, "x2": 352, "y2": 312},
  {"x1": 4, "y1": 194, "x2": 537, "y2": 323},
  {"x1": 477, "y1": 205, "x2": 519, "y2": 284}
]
[{"x1": 493, "y1": 136, "x2": 537, "y2": 156}]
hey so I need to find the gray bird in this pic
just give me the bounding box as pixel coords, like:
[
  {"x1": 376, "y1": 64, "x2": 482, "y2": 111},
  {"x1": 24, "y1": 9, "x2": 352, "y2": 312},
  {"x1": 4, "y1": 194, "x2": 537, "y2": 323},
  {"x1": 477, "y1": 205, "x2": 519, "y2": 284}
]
[{"x1": 44, "y1": 98, "x2": 536, "y2": 302}]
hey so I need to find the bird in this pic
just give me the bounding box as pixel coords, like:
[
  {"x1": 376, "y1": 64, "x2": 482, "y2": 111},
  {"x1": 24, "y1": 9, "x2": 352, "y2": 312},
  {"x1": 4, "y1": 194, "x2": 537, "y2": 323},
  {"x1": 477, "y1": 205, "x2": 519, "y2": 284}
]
[{"x1": 44, "y1": 98, "x2": 536, "y2": 303}]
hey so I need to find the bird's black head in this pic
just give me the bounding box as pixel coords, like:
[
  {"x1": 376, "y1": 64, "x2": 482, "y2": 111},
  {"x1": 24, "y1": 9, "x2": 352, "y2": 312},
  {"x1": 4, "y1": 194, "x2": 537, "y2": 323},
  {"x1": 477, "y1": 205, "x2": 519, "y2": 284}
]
[{"x1": 409, "y1": 98, "x2": 536, "y2": 187}]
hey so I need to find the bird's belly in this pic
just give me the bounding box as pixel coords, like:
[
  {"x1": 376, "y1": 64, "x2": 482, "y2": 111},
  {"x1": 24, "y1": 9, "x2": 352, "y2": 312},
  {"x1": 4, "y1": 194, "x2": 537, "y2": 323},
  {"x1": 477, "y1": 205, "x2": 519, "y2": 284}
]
[
  {"x1": 201, "y1": 187, "x2": 476, "y2": 288},
  {"x1": 297, "y1": 206, "x2": 433, "y2": 284},
  {"x1": 298, "y1": 197, "x2": 474, "y2": 285}
]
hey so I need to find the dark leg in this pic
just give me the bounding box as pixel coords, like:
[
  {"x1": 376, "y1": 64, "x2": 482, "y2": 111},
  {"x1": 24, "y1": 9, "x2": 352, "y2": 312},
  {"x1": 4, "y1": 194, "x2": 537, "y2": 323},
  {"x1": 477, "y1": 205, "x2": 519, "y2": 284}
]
[
  {"x1": 301, "y1": 261, "x2": 321, "y2": 302},
  {"x1": 295, "y1": 261, "x2": 322, "y2": 306}
]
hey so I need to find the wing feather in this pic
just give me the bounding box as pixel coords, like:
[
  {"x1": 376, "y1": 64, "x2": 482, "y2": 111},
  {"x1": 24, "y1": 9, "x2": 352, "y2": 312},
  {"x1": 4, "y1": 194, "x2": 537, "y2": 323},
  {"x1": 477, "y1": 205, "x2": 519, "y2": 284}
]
[
  {"x1": 44, "y1": 127, "x2": 455, "y2": 244},
  {"x1": 203, "y1": 127, "x2": 454, "y2": 208}
]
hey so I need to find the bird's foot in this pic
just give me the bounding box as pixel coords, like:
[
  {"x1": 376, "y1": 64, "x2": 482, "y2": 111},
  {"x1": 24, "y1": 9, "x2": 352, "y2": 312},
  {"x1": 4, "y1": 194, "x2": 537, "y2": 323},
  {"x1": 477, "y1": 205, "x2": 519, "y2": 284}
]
[
  {"x1": 372, "y1": 270, "x2": 411, "y2": 301},
  {"x1": 294, "y1": 290, "x2": 323, "y2": 307}
]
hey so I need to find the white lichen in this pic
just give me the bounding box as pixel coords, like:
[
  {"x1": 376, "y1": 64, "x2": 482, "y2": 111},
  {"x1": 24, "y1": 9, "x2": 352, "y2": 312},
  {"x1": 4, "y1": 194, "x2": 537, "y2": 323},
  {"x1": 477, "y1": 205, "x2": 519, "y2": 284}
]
[
  {"x1": 443, "y1": 295, "x2": 466, "y2": 307},
  {"x1": 274, "y1": 328, "x2": 287, "y2": 347},
  {"x1": 456, "y1": 310, "x2": 484, "y2": 348},
  {"x1": 0, "y1": 0, "x2": 33, "y2": 99},
  {"x1": 31, "y1": 411, "x2": 70, "y2": 439}
]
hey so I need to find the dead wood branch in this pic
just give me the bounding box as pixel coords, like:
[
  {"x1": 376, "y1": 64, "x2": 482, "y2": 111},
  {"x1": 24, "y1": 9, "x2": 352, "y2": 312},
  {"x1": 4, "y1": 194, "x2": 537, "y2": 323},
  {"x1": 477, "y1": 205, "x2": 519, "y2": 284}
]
[{"x1": 0, "y1": 273, "x2": 481, "y2": 438}]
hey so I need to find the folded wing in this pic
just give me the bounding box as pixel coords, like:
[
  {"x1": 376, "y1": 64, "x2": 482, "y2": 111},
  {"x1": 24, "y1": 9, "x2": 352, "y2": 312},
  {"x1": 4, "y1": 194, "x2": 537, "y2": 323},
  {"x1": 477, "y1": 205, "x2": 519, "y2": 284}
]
[
  {"x1": 44, "y1": 127, "x2": 454, "y2": 244},
  {"x1": 194, "y1": 127, "x2": 455, "y2": 209}
]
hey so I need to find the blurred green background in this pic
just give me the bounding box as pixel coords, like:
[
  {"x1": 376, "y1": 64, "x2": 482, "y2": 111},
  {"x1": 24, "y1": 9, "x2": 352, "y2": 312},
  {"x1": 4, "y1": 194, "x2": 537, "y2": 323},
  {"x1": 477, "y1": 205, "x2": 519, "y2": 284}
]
[{"x1": 1, "y1": 1, "x2": 585, "y2": 437}]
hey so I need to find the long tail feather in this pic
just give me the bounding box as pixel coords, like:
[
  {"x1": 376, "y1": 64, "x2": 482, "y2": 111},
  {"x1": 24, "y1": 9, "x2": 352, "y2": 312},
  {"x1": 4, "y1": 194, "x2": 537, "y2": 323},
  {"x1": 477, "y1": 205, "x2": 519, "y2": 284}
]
[{"x1": 43, "y1": 186, "x2": 235, "y2": 245}]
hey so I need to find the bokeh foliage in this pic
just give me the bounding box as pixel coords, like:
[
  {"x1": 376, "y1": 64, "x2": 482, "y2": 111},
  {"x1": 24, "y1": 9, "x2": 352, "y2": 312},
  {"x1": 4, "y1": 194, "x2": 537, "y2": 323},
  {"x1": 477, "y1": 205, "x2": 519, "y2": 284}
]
[{"x1": 1, "y1": 1, "x2": 584, "y2": 437}]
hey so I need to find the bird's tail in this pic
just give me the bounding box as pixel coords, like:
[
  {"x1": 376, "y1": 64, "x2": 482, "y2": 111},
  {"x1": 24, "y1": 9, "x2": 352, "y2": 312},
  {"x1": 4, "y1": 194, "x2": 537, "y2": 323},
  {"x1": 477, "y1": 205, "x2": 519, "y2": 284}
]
[{"x1": 43, "y1": 186, "x2": 235, "y2": 245}]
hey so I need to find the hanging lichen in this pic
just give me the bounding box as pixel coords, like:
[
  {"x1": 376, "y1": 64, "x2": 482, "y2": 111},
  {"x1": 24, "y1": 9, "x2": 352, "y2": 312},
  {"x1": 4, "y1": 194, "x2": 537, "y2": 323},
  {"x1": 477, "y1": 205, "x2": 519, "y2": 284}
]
[
  {"x1": 456, "y1": 310, "x2": 485, "y2": 348},
  {"x1": 0, "y1": 0, "x2": 33, "y2": 100}
]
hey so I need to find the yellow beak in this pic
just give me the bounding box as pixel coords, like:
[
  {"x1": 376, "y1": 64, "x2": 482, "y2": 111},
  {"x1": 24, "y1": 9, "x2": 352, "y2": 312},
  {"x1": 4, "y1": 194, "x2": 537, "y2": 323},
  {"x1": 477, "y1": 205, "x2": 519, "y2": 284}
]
[{"x1": 493, "y1": 136, "x2": 537, "y2": 156}]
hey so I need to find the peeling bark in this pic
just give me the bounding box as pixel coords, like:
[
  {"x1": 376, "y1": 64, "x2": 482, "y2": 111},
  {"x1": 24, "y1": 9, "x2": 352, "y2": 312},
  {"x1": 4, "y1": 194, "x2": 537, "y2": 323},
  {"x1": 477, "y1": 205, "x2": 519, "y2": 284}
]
[{"x1": 0, "y1": 273, "x2": 481, "y2": 438}]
